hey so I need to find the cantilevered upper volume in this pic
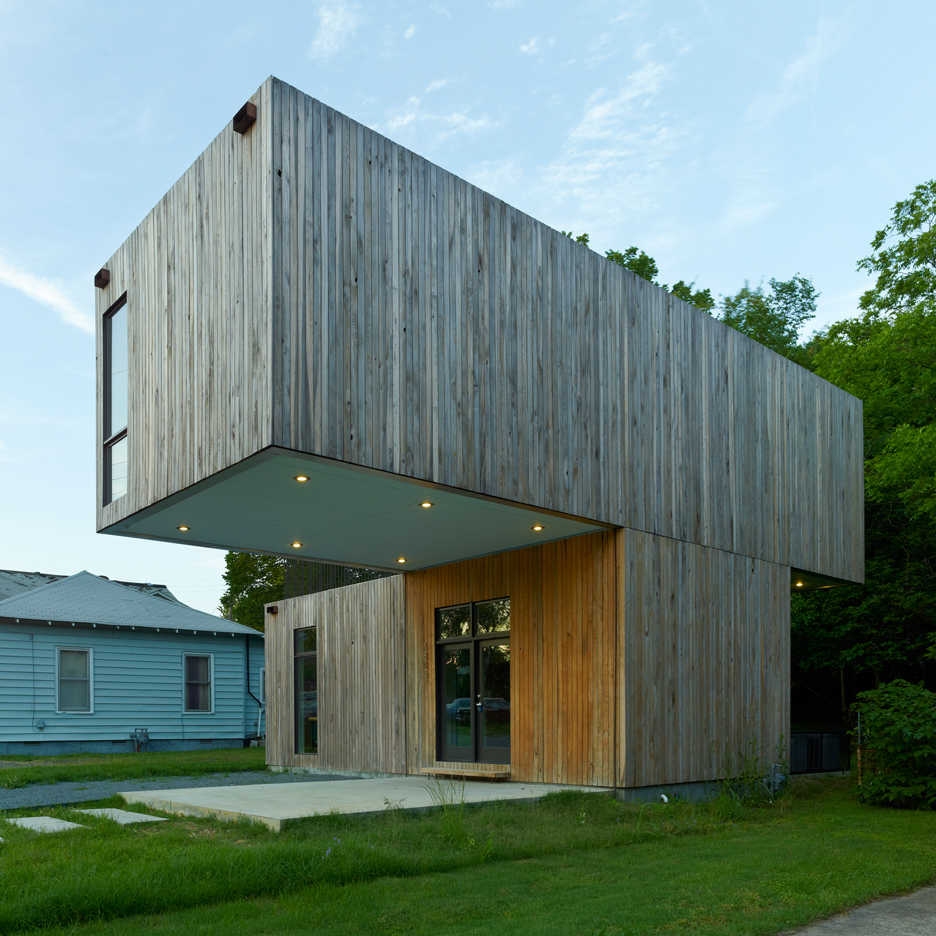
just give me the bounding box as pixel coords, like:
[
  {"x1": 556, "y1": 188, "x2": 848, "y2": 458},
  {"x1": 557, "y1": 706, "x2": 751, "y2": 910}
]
[{"x1": 94, "y1": 76, "x2": 863, "y2": 583}]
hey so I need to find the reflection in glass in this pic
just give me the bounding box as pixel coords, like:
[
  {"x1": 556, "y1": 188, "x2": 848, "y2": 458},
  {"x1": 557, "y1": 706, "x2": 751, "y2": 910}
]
[
  {"x1": 442, "y1": 646, "x2": 472, "y2": 752},
  {"x1": 476, "y1": 599, "x2": 510, "y2": 633},
  {"x1": 481, "y1": 642, "x2": 511, "y2": 751},
  {"x1": 59, "y1": 649, "x2": 91, "y2": 712},
  {"x1": 108, "y1": 435, "x2": 128, "y2": 501},
  {"x1": 107, "y1": 304, "x2": 128, "y2": 437},
  {"x1": 296, "y1": 656, "x2": 318, "y2": 753},
  {"x1": 437, "y1": 604, "x2": 471, "y2": 639},
  {"x1": 185, "y1": 655, "x2": 211, "y2": 711},
  {"x1": 295, "y1": 629, "x2": 317, "y2": 654}
]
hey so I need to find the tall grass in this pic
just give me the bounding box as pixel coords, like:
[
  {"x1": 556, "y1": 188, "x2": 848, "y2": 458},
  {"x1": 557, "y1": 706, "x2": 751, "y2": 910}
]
[{"x1": 2, "y1": 777, "x2": 936, "y2": 935}]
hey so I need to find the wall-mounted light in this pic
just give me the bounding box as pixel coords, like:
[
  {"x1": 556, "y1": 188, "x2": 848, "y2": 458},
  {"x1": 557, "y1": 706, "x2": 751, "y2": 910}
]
[
  {"x1": 291, "y1": 542, "x2": 303, "y2": 549},
  {"x1": 94, "y1": 268, "x2": 110, "y2": 289},
  {"x1": 233, "y1": 101, "x2": 257, "y2": 135},
  {"x1": 420, "y1": 501, "x2": 434, "y2": 508},
  {"x1": 532, "y1": 524, "x2": 544, "y2": 532},
  {"x1": 294, "y1": 475, "x2": 309, "y2": 482},
  {"x1": 177, "y1": 525, "x2": 190, "y2": 532}
]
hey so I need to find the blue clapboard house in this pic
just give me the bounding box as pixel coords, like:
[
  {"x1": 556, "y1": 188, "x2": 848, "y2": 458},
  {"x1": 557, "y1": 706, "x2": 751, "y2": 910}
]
[{"x1": 0, "y1": 571, "x2": 264, "y2": 755}]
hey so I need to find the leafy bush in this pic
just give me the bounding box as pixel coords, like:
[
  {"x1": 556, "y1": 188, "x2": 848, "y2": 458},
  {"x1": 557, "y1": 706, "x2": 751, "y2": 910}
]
[{"x1": 855, "y1": 679, "x2": 936, "y2": 808}]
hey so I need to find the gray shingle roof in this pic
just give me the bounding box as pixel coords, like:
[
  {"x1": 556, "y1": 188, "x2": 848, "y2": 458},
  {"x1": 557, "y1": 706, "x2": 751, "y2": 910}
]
[{"x1": 0, "y1": 571, "x2": 262, "y2": 637}]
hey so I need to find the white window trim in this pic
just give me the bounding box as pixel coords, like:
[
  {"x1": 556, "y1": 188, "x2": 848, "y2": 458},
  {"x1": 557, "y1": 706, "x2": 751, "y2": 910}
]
[
  {"x1": 182, "y1": 652, "x2": 215, "y2": 714},
  {"x1": 55, "y1": 646, "x2": 94, "y2": 714},
  {"x1": 259, "y1": 667, "x2": 266, "y2": 706}
]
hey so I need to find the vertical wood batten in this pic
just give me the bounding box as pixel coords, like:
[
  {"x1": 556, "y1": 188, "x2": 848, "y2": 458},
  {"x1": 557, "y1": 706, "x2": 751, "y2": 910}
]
[
  {"x1": 265, "y1": 575, "x2": 406, "y2": 774},
  {"x1": 619, "y1": 528, "x2": 790, "y2": 789}
]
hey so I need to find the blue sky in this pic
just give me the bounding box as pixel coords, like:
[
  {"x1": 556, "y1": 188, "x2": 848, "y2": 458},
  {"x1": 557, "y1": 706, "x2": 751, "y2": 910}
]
[{"x1": 1, "y1": 0, "x2": 933, "y2": 613}]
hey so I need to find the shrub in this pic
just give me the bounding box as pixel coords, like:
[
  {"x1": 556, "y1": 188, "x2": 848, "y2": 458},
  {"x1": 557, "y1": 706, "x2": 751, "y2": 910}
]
[{"x1": 854, "y1": 679, "x2": 936, "y2": 808}]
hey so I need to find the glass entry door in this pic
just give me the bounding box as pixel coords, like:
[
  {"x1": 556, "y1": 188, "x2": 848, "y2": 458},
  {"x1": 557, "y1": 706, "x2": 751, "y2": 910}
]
[{"x1": 436, "y1": 599, "x2": 510, "y2": 764}]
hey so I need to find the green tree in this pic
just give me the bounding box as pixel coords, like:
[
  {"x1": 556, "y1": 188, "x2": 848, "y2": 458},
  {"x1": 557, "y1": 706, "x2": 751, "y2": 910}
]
[
  {"x1": 858, "y1": 180, "x2": 936, "y2": 315},
  {"x1": 219, "y1": 552, "x2": 284, "y2": 631},
  {"x1": 719, "y1": 275, "x2": 818, "y2": 365},
  {"x1": 791, "y1": 182, "x2": 936, "y2": 726},
  {"x1": 562, "y1": 232, "x2": 714, "y2": 313}
]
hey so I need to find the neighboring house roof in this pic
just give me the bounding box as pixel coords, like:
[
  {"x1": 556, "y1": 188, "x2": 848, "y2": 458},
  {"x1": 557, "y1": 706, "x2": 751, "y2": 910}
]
[
  {"x1": 0, "y1": 571, "x2": 261, "y2": 637},
  {"x1": 0, "y1": 568, "x2": 180, "y2": 603}
]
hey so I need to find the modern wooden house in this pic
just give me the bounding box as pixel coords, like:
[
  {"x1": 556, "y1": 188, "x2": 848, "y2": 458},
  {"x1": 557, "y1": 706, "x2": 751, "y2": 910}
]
[
  {"x1": 0, "y1": 572, "x2": 265, "y2": 755},
  {"x1": 95, "y1": 77, "x2": 863, "y2": 795}
]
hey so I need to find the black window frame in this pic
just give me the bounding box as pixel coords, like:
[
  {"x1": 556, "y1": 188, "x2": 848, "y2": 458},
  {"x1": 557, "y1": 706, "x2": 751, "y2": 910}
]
[
  {"x1": 103, "y1": 292, "x2": 128, "y2": 505},
  {"x1": 294, "y1": 627, "x2": 319, "y2": 755},
  {"x1": 435, "y1": 597, "x2": 511, "y2": 764}
]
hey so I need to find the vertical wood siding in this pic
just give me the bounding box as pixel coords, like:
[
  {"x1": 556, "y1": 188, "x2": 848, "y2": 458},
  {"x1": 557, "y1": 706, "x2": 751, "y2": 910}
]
[
  {"x1": 267, "y1": 78, "x2": 862, "y2": 584},
  {"x1": 265, "y1": 576, "x2": 407, "y2": 774},
  {"x1": 618, "y1": 528, "x2": 790, "y2": 789},
  {"x1": 97, "y1": 76, "x2": 863, "y2": 586},
  {"x1": 404, "y1": 532, "x2": 617, "y2": 786},
  {"x1": 96, "y1": 80, "x2": 274, "y2": 534}
]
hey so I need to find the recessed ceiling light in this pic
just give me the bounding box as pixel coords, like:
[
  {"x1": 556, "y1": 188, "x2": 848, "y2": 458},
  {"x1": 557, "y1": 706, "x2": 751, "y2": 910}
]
[
  {"x1": 420, "y1": 501, "x2": 434, "y2": 508},
  {"x1": 291, "y1": 542, "x2": 303, "y2": 549},
  {"x1": 397, "y1": 557, "x2": 407, "y2": 564},
  {"x1": 532, "y1": 524, "x2": 544, "y2": 532},
  {"x1": 294, "y1": 475, "x2": 309, "y2": 482},
  {"x1": 177, "y1": 525, "x2": 190, "y2": 532},
  {"x1": 795, "y1": 581, "x2": 804, "y2": 587}
]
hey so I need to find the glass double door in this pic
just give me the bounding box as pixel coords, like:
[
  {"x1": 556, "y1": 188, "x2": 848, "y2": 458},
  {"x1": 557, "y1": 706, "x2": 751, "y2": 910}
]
[{"x1": 436, "y1": 599, "x2": 510, "y2": 765}]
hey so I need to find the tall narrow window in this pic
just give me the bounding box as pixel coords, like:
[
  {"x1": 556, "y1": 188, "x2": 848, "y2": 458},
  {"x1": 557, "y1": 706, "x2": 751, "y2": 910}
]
[
  {"x1": 57, "y1": 647, "x2": 92, "y2": 713},
  {"x1": 104, "y1": 295, "x2": 128, "y2": 503},
  {"x1": 295, "y1": 628, "x2": 318, "y2": 754},
  {"x1": 183, "y1": 653, "x2": 213, "y2": 712}
]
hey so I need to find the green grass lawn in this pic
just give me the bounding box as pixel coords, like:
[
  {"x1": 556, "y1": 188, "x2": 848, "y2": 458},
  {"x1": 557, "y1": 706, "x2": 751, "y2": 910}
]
[
  {"x1": 1, "y1": 775, "x2": 935, "y2": 935},
  {"x1": 0, "y1": 747, "x2": 267, "y2": 789}
]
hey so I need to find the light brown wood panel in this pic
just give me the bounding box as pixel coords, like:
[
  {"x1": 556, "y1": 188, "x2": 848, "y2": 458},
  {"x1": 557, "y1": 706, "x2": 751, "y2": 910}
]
[
  {"x1": 618, "y1": 528, "x2": 790, "y2": 789},
  {"x1": 404, "y1": 532, "x2": 617, "y2": 786},
  {"x1": 265, "y1": 575, "x2": 407, "y2": 773}
]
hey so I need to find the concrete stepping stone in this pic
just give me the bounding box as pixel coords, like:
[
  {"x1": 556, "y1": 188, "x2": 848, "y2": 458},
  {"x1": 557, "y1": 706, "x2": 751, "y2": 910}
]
[
  {"x1": 7, "y1": 817, "x2": 85, "y2": 832},
  {"x1": 74, "y1": 808, "x2": 167, "y2": 825}
]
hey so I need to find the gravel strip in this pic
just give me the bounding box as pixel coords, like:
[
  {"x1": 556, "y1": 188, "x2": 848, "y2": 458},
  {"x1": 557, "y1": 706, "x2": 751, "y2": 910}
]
[{"x1": 0, "y1": 771, "x2": 350, "y2": 811}]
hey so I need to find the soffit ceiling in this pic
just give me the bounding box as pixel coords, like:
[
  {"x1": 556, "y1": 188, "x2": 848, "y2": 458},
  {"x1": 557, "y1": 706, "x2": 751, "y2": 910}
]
[{"x1": 105, "y1": 449, "x2": 611, "y2": 571}]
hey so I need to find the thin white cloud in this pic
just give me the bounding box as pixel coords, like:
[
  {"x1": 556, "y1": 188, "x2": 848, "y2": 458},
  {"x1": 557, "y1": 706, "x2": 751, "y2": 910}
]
[
  {"x1": 0, "y1": 442, "x2": 18, "y2": 464},
  {"x1": 488, "y1": 0, "x2": 520, "y2": 8},
  {"x1": 570, "y1": 60, "x2": 671, "y2": 141},
  {"x1": 386, "y1": 106, "x2": 497, "y2": 141},
  {"x1": 745, "y1": 17, "x2": 849, "y2": 124},
  {"x1": 466, "y1": 50, "x2": 693, "y2": 253},
  {"x1": 309, "y1": 1, "x2": 362, "y2": 61},
  {"x1": 425, "y1": 78, "x2": 449, "y2": 93},
  {"x1": 520, "y1": 36, "x2": 540, "y2": 55},
  {"x1": 0, "y1": 255, "x2": 92, "y2": 333},
  {"x1": 404, "y1": 24, "x2": 416, "y2": 39}
]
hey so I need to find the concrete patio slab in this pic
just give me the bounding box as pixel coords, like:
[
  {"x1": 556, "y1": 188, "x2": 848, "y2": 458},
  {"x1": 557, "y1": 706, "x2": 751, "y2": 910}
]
[
  {"x1": 119, "y1": 776, "x2": 613, "y2": 831},
  {"x1": 6, "y1": 817, "x2": 85, "y2": 832},
  {"x1": 74, "y1": 808, "x2": 168, "y2": 825}
]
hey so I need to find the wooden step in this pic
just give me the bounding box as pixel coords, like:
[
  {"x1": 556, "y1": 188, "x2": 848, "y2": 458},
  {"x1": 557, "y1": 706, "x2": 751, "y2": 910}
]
[{"x1": 420, "y1": 767, "x2": 510, "y2": 783}]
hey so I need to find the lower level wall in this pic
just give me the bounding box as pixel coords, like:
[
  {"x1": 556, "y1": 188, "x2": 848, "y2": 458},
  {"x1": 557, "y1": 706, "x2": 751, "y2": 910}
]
[
  {"x1": 405, "y1": 533, "x2": 618, "y2": 786},
  {"x1": 265, "y1": 575, "x2": 407, "y2": 774},
  {"x1": 265, "y1": 530, "x2": 790, "y2": 790},
  {"x1": 619, "y1": 529, "x2": 790, "y2": 788}
]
